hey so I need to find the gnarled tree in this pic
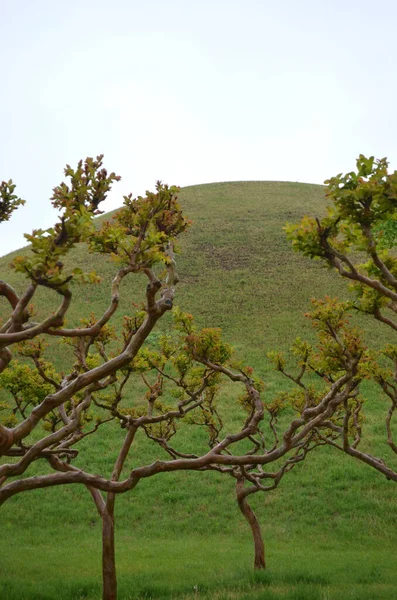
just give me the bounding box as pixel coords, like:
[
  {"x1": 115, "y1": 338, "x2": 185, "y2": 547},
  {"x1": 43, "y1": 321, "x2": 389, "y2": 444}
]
[
  {"x1": 0, "y1": 156, "x2": 376, "y2": 600},
  {"x1": 286, "y1": 154, "x2": 397, "y2": 482},
  {"x1": 0, "y1": 311, "x2": 268, "y2": 598}
]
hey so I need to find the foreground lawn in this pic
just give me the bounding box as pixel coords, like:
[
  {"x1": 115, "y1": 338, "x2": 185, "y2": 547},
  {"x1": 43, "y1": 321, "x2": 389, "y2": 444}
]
[{"x1": 1, "y1": 529, "x2": 396, "y2": 600}]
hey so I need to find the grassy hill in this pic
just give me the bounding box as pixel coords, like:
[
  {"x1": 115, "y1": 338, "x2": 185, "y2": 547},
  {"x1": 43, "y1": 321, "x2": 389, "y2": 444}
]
[
  {"x1": 1, "y1": 181, "x2": 396, "y2": 600},
  {"x1": 0, "y1": 181, "x2": 348, "y2": 357}
]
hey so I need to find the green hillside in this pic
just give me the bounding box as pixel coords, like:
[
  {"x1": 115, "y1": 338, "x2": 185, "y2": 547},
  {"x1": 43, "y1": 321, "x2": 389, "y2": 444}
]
[
  {"x1": 0, "y1": 181, "x2": 348, "y2": 357},
  {"x1": 1, "y1": 181, "x2": 396, "y2": 600}
]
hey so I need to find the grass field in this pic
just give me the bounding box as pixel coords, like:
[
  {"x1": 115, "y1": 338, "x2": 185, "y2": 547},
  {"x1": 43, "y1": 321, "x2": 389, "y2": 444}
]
[{"x1": 1, "y1": 181, "x2": 396, "y2": 599}]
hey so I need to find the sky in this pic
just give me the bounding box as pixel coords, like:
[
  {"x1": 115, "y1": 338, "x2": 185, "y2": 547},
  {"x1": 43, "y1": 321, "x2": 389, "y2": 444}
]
[{"x1": 1, "y1": 0, "x2": 397, "y2": 256}]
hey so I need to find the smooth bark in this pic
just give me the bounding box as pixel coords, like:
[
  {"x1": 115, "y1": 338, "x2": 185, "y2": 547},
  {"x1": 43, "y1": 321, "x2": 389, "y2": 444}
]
[
  {"x1": 102, "y1": 507, "x2": 117, "y2": 600},
  {"x1": 236, "y1": 479, "x2": 265, "y2": 570}
]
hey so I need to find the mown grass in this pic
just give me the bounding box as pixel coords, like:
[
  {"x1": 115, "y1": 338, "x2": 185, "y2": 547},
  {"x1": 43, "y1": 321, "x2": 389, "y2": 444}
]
[
  {"x1": 2, "y1": 532, "x2": 397, "y2": 599},
  {"x1": 0, "y1": 181, "x2": 396, "y2": 599}
]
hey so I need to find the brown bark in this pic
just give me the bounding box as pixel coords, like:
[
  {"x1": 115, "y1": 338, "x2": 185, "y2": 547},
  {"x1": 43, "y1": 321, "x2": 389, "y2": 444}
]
[
  {"x1": 236, "y1": 479, "x2": 265, "y2": 570},
  {"x1": 0, "y1": 280, "x2": 20, "y2": 310},
  {"x1": 102, "y1": 506, "x2": 117, "y2": 600},
  {"x1": 97, "y1": 426, "x2": 137, "y2": 600},
  {"x1": 0, "y1": 347, "x2": 12, "y2": 374},
  {"x1": 0, "y1": 424, "x2": 13, "y2": 456}
]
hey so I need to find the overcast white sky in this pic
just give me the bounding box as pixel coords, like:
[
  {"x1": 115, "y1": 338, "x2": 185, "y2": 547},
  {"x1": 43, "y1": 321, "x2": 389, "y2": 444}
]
[{"x1": 1, "y1": 0, "x2": 397, "y2": 256}]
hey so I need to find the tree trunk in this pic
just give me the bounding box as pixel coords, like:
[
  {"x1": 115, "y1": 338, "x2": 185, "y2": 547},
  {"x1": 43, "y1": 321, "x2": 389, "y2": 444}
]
[
  {"x1": 236, "y1": 480, "x2": 266, "y2": 570},
  {"x1": 102, "y1": 506, "x2": 117, "y2": 600},
  {"x1": 99, "y1": 427, "x2": 137, "y2": 600}
]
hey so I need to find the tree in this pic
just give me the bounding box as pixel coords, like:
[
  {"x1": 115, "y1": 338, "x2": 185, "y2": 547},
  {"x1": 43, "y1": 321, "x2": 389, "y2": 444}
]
[
  {"x1": 0, "y1": 156, "x2": 373, "y2": 599},
  {"x1": 285, "y1": 154, "x2": 397, "y2": 482},
  {"x1": 0, "y1": 313, "x2": 267, "y2": 598},
  {"x1": 0, "y1": 158, "x2": 268, "y2": 598}
]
